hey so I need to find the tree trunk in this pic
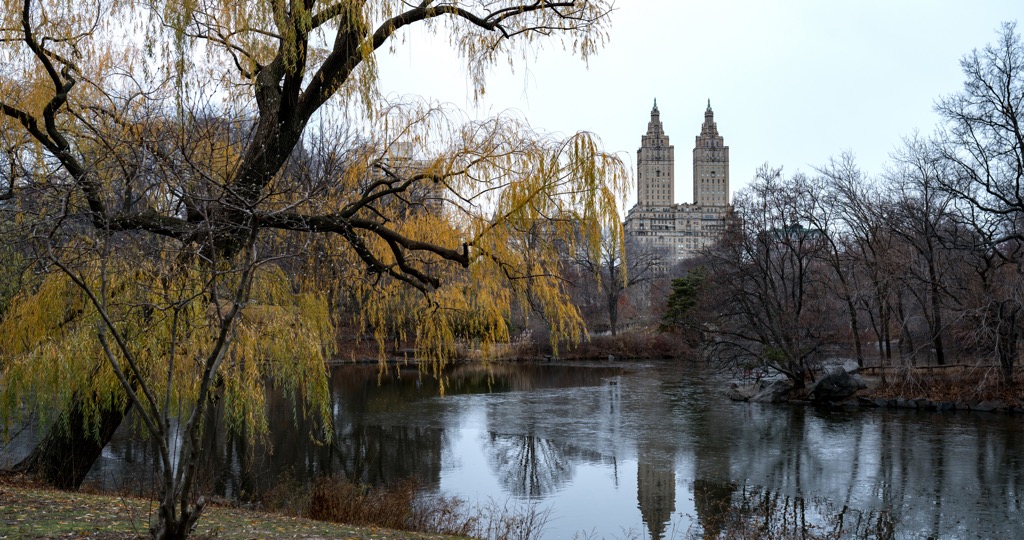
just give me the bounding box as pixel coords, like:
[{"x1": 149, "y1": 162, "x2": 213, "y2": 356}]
[
  {"x1": 607, "y1": 292, "x2": 618, "y2": 336},
  {"x1": 997, "y1": 302, "x2": 1018, "y2": 387},
  {"x1": 895, "y1": 296, "x2": 915, "y2": 363},
  {"x1": 882, "y1": 300, "x2": 892, "y2": 361},
  {"x1": 791, "y1": 368, "x2": 806, "y2": 390},
  {"x1": 152, "y1": 501, "x2": 205, "y2": 540},
  {"x1": 844, "y1": 296, "x2": 863, "y2": 367},
  {"x1": 12, "y1": 397, "x2": 130, "y2": 489},
  {"x1": 927, "y1": 254, "x2": 946, "y2": 366}
]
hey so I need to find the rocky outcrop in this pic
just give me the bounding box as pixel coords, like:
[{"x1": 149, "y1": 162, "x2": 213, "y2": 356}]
[
  {"x1": 727, "y1": 382, "x2": 761, "y2": 401},
  {"x1": 750, "y1": 380, "x2": 795, "y2": 403},
  {"x1": 809, "y1": 368, "x2": 866, "y2": 402},
  {"x1": 727, "y1": 379, "x2": 794, "y2": 403},
  {"x1": 856, "y1": 397, "x2": 1023, "y2": 413}
]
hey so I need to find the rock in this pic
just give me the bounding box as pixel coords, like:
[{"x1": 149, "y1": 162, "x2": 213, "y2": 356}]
[
  {"x1": 750, "y1": 379, "x2": 794, "y2": 403},
  {"x1": 937, "y1": 402, "x2": 956, "y2": 412},
  {"x1": 841, "y1": 360, "x2": 862, "y2": 374},
  {"x1": 858, "y1": 396, "x2": 878, "y2": 407},
  {"x1": 914, "y1": 398, "x2": 934, "y2": 410},
  {"x1": 874, "y1": 398, "x2": 892, "y2": 408},
  {"x1": 897, "y1": 398, "x2": 917, "y2": 409},
  {"x1": 727, "y1": 382, "x2": 761, "y2": 401},
  {"x1": 973, "y1": 400, "x2": 1005, "y2": 412},
  {"x1": 809, "y1": 368, "x2": 861, "y2": 402}
]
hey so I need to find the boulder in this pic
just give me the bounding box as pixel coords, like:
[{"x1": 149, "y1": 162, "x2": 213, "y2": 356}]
[
  {"x1": 973, "y1": 400, "x2": 1005, "y2": 412},
  {"x1": 727, "y1": 382, "x2": 761, "y2": 401},
  {"x1": 897, "y1": 398, "x2": 917, "y2": 409},
  {"x1": 841, "y1": 360, "x2": 862, "y2": 374},
  {"x1": 809, "y1": 368, "x2": 861, "y2": 402},
  {"x1": 750, "y1": 380, "x2": 794, "y2": 403},
  {"x1": 858, "y1": 396, "x2": 878, "y2": 407}
]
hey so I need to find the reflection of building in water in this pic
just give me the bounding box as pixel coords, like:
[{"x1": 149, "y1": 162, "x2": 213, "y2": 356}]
[
  {"x1": 691, "y1": 394, "x2": 736, "y2": 538},
  {"x1": 637, "y1": 453, "x2": 676, "y2": 540}
]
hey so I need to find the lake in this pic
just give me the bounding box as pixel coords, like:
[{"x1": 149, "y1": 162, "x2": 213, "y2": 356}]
[{"x1": 5, "y1": 360, "x2": 1023, "y2": 538}]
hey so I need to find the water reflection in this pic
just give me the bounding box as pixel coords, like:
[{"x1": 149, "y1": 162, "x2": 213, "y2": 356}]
[
  {"x1": 487, "y1": 433, "x2": 570, "y2": 497},
  {"x1": 3, "y1": 360, "x2": 1023, "y2": 539}
]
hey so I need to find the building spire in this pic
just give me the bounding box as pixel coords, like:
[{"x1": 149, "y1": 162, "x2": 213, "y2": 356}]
[{"x1": 653, "y1": 98, "x2": 659, "y2": 113}]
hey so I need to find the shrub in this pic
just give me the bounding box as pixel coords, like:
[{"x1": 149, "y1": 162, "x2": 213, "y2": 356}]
[{"x1": 303, "y1": 476, "x2": 549, "y2": 540}]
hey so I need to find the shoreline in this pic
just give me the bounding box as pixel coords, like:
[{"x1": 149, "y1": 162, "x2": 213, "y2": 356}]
[{"x1": 729, "y1": 364, "x2": 1024, "y2": 415}]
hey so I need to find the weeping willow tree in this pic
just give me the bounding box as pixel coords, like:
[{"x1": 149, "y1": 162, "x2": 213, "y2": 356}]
[{"x1": 0, "y1": 0, "x2": 622, "y2": 537}]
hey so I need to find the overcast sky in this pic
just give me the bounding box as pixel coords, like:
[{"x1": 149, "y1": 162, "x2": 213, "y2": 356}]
[{"x1": 375, "y1": 1, "x2": 1022, "y2": 210}]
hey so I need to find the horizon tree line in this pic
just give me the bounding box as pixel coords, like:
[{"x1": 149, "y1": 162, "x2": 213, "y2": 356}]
[{"x1": 696, "y1": 22, "x2": 1024, "y2": 389}]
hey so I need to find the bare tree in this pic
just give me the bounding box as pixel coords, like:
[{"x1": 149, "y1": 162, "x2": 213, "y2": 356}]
[
  {"x1": 885, "y1": 136, "x2": 961, "y2": 366},
  {"x1": 814, "y1": 157, "x2": 903, "y2": 368},
  {"x1": 807, "y1": 154, "x2": 870, "y2": 367},
  {"x1": 934, "y1": 21, "x2": 1024, "y2": 384},
  {"x1": 570, "y1": 231, "x2": 664, "y2": 335},
  {"x1": 702, "y1": 166, "x2": 832, "y2": 388}
]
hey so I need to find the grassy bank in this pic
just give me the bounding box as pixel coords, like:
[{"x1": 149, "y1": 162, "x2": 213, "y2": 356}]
[
  {"x1": 0, "y1": 478, "x2": 462, "y2": 540},
  {"x1": 849, "y1": 365, "x2": 1024, "y2": 413},
  {"x1": 863, "y1": 364, "x2": 1023, "y2": 402}
]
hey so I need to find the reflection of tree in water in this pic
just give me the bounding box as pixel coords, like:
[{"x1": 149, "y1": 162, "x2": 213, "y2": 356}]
[
  {"x1": 78, "y1": 362, "x2": 625, "y2": 498},
  {"x1": 683, "y1": 370, "x2": 736, "y2": 540},
  {"x1": 485, "y1": 431, "x2": 599, "y2": 498},
  {"x1": 190, "y1": 371, "x2": 451, "y2": 501},
  {"x1": 707, "y1": 485, "x2": 897, "y2": 540},
  {"x1": 331, "y1": 423, "x2": 446, "y2": 486},
  {"x1": 692, "y1": 478, "x2": 735, "y2": 539},
  {"x1": 187, "y1": 362, "x2": 622, "y2": 500}
]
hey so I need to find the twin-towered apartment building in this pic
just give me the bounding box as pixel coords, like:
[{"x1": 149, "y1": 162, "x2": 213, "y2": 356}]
[{"x1": 624, "y1": 100, "x2": 732, "y2": 262}]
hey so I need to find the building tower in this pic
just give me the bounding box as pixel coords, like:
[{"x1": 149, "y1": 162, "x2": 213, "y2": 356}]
[
  {"x1": 636, "y1": 99, "x2": 675, "y2": 207},
  {"x1": 692, "y1": 100, "x2": 729, "y2": 207},
  {"x1": 623, "y1": 100, "x2": 732, "y2": 262}
]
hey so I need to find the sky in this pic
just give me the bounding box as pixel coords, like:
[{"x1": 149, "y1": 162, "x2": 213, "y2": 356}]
[{"x1": 374, "y1": 1, "x2": 1023, "y2": 211}]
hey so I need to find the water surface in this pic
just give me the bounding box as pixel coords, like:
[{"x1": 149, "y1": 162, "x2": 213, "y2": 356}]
[{"x1": 5, "y1": 361, "x2": 1023, "y2": 538}]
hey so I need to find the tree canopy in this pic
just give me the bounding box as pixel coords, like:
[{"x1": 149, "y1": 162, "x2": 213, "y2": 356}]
[{"x1": 0, "y1": 1, "x2": 623, "y2": 537}]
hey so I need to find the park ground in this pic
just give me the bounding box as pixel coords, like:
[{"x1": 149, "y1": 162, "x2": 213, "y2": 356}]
[{"x1": 0, "y1": 475, "x2": 462, "y2": 540}]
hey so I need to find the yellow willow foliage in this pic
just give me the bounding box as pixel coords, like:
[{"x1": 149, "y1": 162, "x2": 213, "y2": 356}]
[
  {"x1": 315, "y1": 103, "x2": 625, "y2": 374},
  {"x1": 225, "y1": 268, "x2": 333, "y2": 440},
  {"x1": 2, "y1": 0, "x2": 623, "y2": 410},
  {"x1": 2, "y1": 1, "x2": 611, "y2": 120},
  {"x1": 0, "y1": 257, "x2": 334, "y2": 444},
  {"x1": 0, "y1": 0, "x2": 140, "y2": 117}
]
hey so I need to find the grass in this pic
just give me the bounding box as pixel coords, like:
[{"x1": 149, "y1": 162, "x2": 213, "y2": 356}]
[
  {"x1": 868, "y1": 364, "x2": 1024, "y2": 404},
  {"x1": 0, "y1": 476, "x2": 464, "y2": 539}
]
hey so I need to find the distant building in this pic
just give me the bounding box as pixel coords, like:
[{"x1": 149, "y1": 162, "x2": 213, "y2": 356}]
[
  {"x1": 382, "y1": 142, "x2": 445, "y2": 216},
  {"x1": 624, "y1": 100, "x2": 732, "y2": 261}
]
